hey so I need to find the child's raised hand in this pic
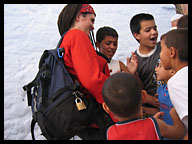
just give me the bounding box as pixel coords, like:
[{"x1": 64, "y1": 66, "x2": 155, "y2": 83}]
[{"x1": 127, "y1": 52, "x2": 138, "y2": 74}]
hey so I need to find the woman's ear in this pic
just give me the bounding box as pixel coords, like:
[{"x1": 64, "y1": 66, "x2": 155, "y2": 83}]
[
  {"x1": 75, "y1": 12, "x2": 81, "y2": 22},
  {"x1": 102, "y1": 102, "x2": 111, "y2": 114}
]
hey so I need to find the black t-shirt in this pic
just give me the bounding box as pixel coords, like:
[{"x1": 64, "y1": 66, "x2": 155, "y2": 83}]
[{"x1": 135, "y1": 42, "x2": 161, "y2": 96}]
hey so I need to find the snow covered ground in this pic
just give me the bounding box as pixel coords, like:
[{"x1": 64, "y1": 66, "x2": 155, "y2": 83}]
[{"x1": 4, "y1": 4, "x2": 176, "y2": 140}]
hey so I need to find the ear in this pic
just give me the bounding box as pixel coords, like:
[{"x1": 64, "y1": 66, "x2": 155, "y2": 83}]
[
  {"x1": 170, "y1": 47, "x2": 177, "y2": 59},
  {"x1": 141, "y1": 90, "x2": 147, "y2": 104},
  {"x1": 75, "y1": 12, "x2": 81, "y2": 22},
  {"x1": 133, "y1": 32, "x2": 140, "y2": 41},
  {"x1": 170, "y1": 69, "x2": 176, "y2": 76},
  {"x1": 95, "y1": 41, "x2": 99, "y2": 48},
  {"x1": 96, "y1": 41, "x2": 102, "y2": 51},
  {"x1": 102, "y1": 102, "x2": 111, "y2": 114}
]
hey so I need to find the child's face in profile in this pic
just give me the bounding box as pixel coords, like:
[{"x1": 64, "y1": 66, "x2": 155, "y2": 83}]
[
  {"x1": 160, "y1": 39, "x2": 172, "y2": 71},
  {"x1": 97, "y1": 36, "x2": 118, "y2": 60},
  {"x1": 155, "y1": 60, "x2": 173, "y2": 81},
  {"x1": 136, "y1": 20, "x2": 158, "y2": 48}
]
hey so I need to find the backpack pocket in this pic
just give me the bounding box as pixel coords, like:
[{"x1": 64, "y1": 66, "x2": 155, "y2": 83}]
[{"x1": 38, "y1": 90, "x2": 99, "y2": 140}]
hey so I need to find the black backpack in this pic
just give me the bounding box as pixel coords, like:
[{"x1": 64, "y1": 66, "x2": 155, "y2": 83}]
[{"x1": 23, "y1": 34, "x2": 114, "y2": 140}]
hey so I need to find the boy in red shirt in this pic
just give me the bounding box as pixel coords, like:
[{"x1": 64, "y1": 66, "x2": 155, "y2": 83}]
[{"x1": 102, "y1": 72, "x2": 185, "y2": 140}]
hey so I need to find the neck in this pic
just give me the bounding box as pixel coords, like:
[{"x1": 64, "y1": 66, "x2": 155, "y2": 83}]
[
  {"x1": 174, "y1": 61, "x2": 188, "y2": 72},
  {"x1": 118, "y1": 107, "x2": 142, "y2": 122},
  {"x1": 139, "y1": 45, "x2": 154, "y2": 54}
]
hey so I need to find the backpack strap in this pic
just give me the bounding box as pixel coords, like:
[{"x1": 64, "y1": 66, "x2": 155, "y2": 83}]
[
  {"x1": 31, "y1": 119, "x2": 36, "y2": 140},
  {"x1": 23, "y1": 64, "x2": 48, "y2": 106},
  {"x1": 31, "y1": 116, "x2": 52, "y2": 140}
]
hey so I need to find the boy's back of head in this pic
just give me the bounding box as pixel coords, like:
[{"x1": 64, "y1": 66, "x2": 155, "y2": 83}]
[
  {"x1": 130, "y1": 13, "x2": 154, "y2": 43},
  {"x1": 96, "y1": 26, "x2": 118, "y2": 43},
  {"x1": 161, "y1": 28, "x2": 188, "y2": 62},
  {"x1": 177, "y1": 15, "x2": 188, "y2": 29},
  {"x1": 102, "y1": 73, "x2": 142, "y2": 118}
]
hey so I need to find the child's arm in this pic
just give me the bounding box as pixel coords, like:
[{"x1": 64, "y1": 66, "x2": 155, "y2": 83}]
[
  {"x1": 155, "y1": 108, "x2": 185, "y2": 139},
  {"x1": 119, "y1": 61, "x2": 128, "y2": 72},
  {"x1": 145, "y1": 93, "x2": 160, "y2": 108},
  {"x1": 143, "y1": 106, "x2": 159, "y2": 116},
  {"x1": 126, "y1": 52, "x2": 143, "y2": 88},
  {"x1": 126, "y1": 52, "x2": 138, "y2": 74}
]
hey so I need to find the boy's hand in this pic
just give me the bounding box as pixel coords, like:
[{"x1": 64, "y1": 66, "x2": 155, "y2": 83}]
[
  {"x1": 154, "y1": 93, "x2": 160, "y2": 107},
  {"x1": 145, "y1": 93, "x2": 160, "y2": 108},
  {"x1": 127, "y1": 52, "x2": 138, "y2": 74},
  {"x1": 153, "y1": 111, "x2": 164, "y2": 119}
]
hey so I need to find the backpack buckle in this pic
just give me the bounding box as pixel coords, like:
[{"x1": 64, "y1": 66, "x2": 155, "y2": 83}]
[{"x1": 58, "y1": 48, "x2": 65, "y2": 58}]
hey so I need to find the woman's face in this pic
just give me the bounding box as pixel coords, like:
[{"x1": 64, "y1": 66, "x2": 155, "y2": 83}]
[{"x1": 78, "y1": 13, "x2": 95, "y2": 35}]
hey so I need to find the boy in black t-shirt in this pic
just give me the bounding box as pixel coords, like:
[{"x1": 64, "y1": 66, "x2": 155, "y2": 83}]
[{"x1": 129, "y1": 13, "x2": 160, "y2": 116}]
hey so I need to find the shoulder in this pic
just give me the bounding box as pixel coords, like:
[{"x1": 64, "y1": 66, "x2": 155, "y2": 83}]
[
  {"x1": 118, "y1": 60, "x2": 125, "y2": 65},
  {"x1": 156, "y1": 41, "x2": 161, "y2": 48},
  {"x1": 119, "y1": 61, "x2": 128, "y2": 72},
  {"x1": 65, "y1": 29, "x2": 89, "y2": 41},
  {"x1": 157, "y1": 84, "x2": 164, "y2": 92},
  {"x1": 66, "y1": 29, "x2": 87, "y2": 36},
  {"x1": 156, "y1": 42, "x2": 161, "y2": 53},
  {"x1": 109, "y1": 59, "x2": 119, "y2": 65},
  {"x1": 63, "y1": 29, "x2": 91, "y2": 48},
  {"x1": 168, "y1": 66, "x2": 188, "y2": 85},
  {"x1": 148, "y1": 117, "x2": 162, "y2": 139},
  {"x1": 111, "y1": 59, "x2": 119, "y2": 64}
]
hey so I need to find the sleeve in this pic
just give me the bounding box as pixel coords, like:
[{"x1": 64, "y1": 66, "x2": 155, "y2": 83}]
[
  {"x1": 69, "y1": 30, "x2": 108, "y2": 104},
  {"x1": 168, "y1": 74, "x2": 188, "y2": 122},
  {"x1": 149, "y1": 117, "x2": 162, "y2": 140}
]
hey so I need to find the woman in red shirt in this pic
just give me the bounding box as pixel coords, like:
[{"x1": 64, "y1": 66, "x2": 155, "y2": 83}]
[
  {"x1": 58, "y1": 4, "x2": 109, "y2": 104},
  {"x1": 57, "y1": 4, "x2": 113, "y2": 140}
]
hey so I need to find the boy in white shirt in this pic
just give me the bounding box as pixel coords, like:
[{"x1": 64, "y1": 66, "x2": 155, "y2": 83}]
[{"x1": 160, "y1": 28, "x2": 188, "y2": 139}]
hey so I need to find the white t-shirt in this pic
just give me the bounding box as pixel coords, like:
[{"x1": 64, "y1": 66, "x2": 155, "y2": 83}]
[
  {"x1": 167, "y1": 66, "x2": 188, "y2": 130},
  {"x1": 108, "y1": 59, "x2": 120, "y2": 75}
]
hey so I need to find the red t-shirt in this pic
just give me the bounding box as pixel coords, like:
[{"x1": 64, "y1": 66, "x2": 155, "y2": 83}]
[
  {"x1": 107, "y1": 117, "x2": 162, "y2": 140},
  {"x1": 59, "y1": 29, "x2": 109, "y2": 104}
]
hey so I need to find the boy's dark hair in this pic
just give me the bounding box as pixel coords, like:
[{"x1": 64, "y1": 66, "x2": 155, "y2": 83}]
[
  {"x1": 177, "y1": 15, "x2": 188, "y2": 28},
  {"x1": 102, "y1": 73, "x2": 142, "y2": 118},
  {"x1": 161, "y1": 28, "x2": 188, "y2": 62},
  {"x1": 130, "y1": 13, "x2": 154, "y2": 43},
  {"x1": 96, "y1": 26, "x2": 118, "y2": 43}
]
